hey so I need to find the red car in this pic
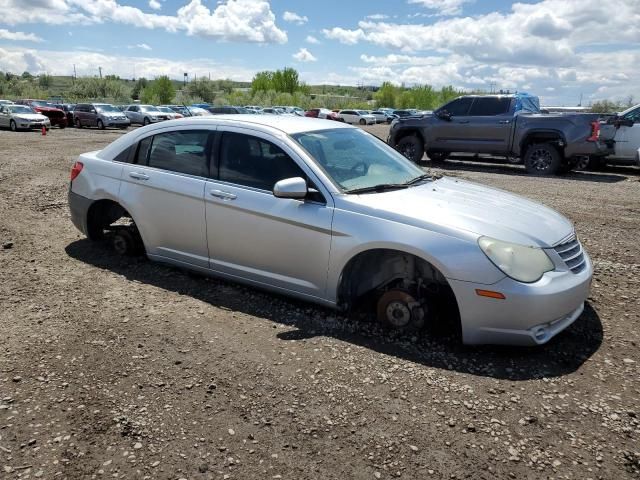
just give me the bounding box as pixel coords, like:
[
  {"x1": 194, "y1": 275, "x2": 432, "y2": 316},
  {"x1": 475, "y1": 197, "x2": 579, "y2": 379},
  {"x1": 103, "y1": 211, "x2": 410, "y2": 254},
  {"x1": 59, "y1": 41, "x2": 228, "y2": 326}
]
[
  {"x1": 305, "y1": 108, "x2": 342, "y2": 121},
  {"x1": 15, "y1": 99, "x2": 67, "y2": 128}
]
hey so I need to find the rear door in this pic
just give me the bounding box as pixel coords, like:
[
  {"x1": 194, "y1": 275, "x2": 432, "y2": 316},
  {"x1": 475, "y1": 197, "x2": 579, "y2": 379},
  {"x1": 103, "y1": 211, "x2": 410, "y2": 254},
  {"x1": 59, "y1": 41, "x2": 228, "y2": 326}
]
[
  {"x1": 118, "y1": 128, "x2": 214, "y2": 268},
  {"x1": 204, "y1": 128, "x2": 334, "y2": 298},
  {"x1": 614, "y1": 106, "x2": 640, "y2": 160},
  {"x1": 462, "y1": 97, "x2": 514, "y2": 154}
]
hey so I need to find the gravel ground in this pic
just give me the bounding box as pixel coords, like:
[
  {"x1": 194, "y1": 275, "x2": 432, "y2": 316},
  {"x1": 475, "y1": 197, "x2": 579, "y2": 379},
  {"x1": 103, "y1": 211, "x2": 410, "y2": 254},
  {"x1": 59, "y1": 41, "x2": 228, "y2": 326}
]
[{"x1": 1, "y1": 125, "x2": 639, "y2": 480}]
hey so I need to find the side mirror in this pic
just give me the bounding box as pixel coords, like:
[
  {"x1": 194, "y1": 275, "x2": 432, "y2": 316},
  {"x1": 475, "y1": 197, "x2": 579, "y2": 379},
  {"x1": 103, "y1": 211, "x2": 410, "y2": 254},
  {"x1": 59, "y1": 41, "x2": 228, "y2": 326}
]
[
  {"x1": 436, "y1": 110, "x2": 451, "y2": 121},
  {"x1": 273, "y1": 177, "x2": 307, "y2": 199}
]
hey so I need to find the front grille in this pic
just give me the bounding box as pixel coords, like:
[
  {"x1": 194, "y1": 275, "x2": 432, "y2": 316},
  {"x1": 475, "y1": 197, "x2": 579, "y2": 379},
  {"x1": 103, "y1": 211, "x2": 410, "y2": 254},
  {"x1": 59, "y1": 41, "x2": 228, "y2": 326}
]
[{"x1": 554, "y1": 237, "x2": 586, "y2": 274}]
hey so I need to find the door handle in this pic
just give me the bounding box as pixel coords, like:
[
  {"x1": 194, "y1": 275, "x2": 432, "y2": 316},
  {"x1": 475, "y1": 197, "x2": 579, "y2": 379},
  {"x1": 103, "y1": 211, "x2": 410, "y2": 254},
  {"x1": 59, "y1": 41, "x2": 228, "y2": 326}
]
[
  {"x1": 129, "y1": 172, "x2": 150, "y2": 180},
  {"x1": 498, "y1": 120, "x2": 510, "y2": 124},
  {"x1": 210, "y1": 190, "x2": 237, "y2": 200},
  {"x1": 458, "y1": 120, "x2": 470, "y2": 124}
]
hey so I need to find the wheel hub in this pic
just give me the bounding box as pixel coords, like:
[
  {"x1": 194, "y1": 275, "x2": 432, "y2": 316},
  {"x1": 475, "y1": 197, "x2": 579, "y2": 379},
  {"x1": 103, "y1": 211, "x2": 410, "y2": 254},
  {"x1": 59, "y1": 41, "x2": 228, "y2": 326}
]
[
  {"x1": 530, "y1": 149, "x2": 552, "y2": 170},
  {"x1": 377, "y1": 290, "x2": 425, "y2": 329}
]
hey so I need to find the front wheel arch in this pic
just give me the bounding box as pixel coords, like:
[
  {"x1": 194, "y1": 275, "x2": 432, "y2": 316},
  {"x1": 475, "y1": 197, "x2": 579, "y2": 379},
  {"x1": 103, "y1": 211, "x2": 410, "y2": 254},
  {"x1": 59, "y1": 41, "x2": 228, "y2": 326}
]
[{"x1": 336, "y1": 248, "x2": 461, "y2": 336}]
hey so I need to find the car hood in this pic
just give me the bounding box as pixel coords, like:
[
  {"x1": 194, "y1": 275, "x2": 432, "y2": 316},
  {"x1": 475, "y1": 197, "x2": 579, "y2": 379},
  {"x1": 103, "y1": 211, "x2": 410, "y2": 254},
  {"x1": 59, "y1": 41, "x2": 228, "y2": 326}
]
[
  {"x1": 340, "y1": 177, "x2": 573, "y2": 247},
  {"x1": 15, "y1": 113, "x2": 48, "y2": 121}
]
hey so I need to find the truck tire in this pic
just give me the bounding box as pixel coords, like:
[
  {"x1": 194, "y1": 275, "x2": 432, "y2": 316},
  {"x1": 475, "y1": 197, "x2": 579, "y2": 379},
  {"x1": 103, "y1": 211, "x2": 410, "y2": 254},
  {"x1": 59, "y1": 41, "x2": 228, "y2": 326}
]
[
  {"x1": 426, "y1": 150, "x2": 449, "y2": 163},
  {"x1": 524, "y1": 143, "x2": 561, "y2": 175},
  {"x1": 397, "y1": 135, "x2": 424, "y2": 163}
]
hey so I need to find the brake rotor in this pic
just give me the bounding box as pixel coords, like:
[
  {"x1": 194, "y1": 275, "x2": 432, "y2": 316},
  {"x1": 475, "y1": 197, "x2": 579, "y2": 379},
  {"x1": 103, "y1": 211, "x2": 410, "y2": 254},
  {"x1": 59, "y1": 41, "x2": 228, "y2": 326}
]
[{"x1": 377, "y1": 289, "x2": 424, "y2": 329}]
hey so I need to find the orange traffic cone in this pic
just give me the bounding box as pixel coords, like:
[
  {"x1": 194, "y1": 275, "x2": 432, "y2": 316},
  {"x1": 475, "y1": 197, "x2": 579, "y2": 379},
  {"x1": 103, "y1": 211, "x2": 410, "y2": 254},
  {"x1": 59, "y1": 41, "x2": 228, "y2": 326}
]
[{"x1": 41, "y1": 126, "x2": 46, "y2": 136}]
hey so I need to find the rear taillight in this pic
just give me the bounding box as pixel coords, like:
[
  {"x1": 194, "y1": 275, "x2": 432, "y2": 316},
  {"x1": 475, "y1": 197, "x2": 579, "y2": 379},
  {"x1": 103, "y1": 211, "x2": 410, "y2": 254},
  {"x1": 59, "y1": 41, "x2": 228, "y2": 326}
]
[
  {"x1": 587, "y1": 121, "x2": 600, "y2": 141},
  {"x1": 70, "y1": 161, "x2": 84, "y2": 181}
]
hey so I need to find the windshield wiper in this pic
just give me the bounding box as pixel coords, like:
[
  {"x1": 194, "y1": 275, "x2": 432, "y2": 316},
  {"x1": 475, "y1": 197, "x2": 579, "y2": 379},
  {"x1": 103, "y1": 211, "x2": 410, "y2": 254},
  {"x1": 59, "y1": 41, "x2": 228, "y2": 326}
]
[
  {"x1": 345, "y1": 183, "x2": 409, "y2": 194},
  {"x1": 404, "y1": 174, "x2": 433, "y2": 186}
]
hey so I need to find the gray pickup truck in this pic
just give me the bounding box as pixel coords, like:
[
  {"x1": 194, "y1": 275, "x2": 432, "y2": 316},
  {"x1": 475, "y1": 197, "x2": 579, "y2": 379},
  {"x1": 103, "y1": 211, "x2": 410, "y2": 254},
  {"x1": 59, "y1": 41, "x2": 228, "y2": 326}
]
[{"x1": 387, "y1": 94, "x2": 613, "y2": 175}]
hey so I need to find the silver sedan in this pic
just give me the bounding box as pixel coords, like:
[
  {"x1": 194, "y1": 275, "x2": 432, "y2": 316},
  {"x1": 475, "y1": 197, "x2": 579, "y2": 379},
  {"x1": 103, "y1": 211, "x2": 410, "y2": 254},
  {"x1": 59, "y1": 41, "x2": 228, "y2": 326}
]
[
  {"x1": 0, "y1": 104, "x2": 51, "y2": 131},
  {"x1": 68, "y1": 116, "x2": 592, "y2": 346}
]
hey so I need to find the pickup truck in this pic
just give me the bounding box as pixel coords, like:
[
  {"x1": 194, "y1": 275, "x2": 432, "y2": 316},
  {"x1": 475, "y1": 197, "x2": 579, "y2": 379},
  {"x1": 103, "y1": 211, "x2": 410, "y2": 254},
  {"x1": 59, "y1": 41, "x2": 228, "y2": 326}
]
[
  {"x1": 387, "y1": 94, "x2": 613, "y2": 175},
  {"x1": 597, "y1": 103, "x2": 640, "y2": 167}
]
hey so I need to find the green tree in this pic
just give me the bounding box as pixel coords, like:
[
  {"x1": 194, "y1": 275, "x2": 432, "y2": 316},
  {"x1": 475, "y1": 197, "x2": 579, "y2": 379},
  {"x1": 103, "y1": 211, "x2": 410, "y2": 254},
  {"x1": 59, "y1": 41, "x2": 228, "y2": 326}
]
[
  {"x1": 374, "y1": 82, "x2": 398, "y2": 108},
  {"x1": 148, "y1": 75, "x2": 175, "y2": 104},
  {"x1": 251, "y1": 71, "x2": 274, "y2": 93},
  {"x1": 38, "y1": 73, "x2": 52, "y2": 89},
  {"x1": 131, "y1": 78, "x2": 148, "y2": 100}
]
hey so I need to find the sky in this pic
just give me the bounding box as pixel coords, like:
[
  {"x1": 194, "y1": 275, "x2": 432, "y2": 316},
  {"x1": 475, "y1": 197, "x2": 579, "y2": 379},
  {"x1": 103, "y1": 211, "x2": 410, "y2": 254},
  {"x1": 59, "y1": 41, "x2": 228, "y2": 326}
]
[{"x1": 0, "y1": 0, "x2": 638, "y2": 106}]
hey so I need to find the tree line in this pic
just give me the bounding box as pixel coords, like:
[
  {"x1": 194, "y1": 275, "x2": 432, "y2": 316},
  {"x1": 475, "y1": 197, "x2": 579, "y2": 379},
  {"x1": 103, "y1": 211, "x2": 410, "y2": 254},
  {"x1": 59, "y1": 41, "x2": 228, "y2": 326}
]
[{"x1": 0, "y1": 69, "x2": 634, "y2": 113}]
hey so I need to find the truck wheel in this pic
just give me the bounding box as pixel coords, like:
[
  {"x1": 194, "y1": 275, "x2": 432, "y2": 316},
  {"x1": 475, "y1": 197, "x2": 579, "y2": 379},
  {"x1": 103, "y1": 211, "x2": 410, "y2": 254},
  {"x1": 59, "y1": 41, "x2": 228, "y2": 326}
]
[
  {"x1": 59, "y1": 122, "x2": 66, "y2": 129},
  {"x1": 426, "y1": 150, "x2": 449, "y2": 163},
  {"x1": 397, "y1": 136, "x2": 424, "y2": 163},
  {"x1": 524, "y1": 143, "x2": 561, "y2": 175}
]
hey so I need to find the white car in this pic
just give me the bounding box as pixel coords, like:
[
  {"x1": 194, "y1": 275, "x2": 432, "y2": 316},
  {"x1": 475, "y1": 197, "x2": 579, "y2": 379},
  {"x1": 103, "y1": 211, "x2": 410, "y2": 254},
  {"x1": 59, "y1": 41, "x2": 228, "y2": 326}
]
[
  {"x1": 68, "y1": 116, "x2": 592, "y2": 346},
  {"x1": 0, "y1": 103, "x2": 51, "y2": 131},
  {"x1": 338, "y1": 110, "x2": 376, "y2": 125},
  {"x1": 607, "y1": 103, "x2": 640, "y2": 164}
]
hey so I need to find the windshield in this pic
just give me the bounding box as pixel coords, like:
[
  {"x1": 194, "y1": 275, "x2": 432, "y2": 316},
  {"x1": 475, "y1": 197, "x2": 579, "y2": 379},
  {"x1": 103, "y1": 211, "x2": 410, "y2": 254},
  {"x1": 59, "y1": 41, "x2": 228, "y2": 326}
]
[
  {"x1": 291, "y1": 128, "x2": 426, "y2": 192},
  {"x1": 157, "y1": 107, "x2": 172, "y2": 113},
  {"x1": 7, "y1": 105, "x2": 34, "y2": 114},
  {"x1": 31, "y1": 101, "x2": 53, "y2": 107},
  {"x1": 140, "y1": 106, "x2": 155, "y2": 112},
  {"x1": 357, "y1": 110, "x2": 369, "y2": 115},
  {"x1": 95, "y1": 104, "x2": 120, "y2": 113}
]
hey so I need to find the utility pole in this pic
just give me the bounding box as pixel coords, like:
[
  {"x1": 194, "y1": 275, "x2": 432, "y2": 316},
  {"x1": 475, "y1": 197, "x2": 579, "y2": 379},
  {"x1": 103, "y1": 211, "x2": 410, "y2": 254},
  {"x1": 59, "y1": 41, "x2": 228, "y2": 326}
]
[
  {"x1": 73, "y1": 64, "x2": 77, "y2": 83},
  {"x1": 183, "y1": 72, "x2": 187, "y2": 86},
  {"x1": 489, "y1": 82, "x2": 496, "y2": 94},
  {"x1": 98, "y1": 66, "x2": 102, "y2": 79},
  {"x1": 578, "y1": 93, "x2": 583, "y2": 107}
]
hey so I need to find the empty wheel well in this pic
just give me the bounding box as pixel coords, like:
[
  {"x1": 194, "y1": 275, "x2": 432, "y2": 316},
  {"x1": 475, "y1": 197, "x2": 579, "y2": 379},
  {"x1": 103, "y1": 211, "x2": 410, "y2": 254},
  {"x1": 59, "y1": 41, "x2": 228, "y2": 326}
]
[
  {"x1": 337, "y1": 249, "x2": 460, "y2": 327},
  {"x1": 86, "y1": 199, "x2": 132, "y2": 240}
]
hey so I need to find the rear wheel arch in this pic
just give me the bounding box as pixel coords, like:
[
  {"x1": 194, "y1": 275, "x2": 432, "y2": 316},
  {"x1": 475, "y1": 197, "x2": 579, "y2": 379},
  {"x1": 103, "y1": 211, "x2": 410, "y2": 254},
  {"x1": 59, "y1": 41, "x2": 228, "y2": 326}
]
[{"x1": 519, "y1": 130, "x2": 566, "y2": 157}]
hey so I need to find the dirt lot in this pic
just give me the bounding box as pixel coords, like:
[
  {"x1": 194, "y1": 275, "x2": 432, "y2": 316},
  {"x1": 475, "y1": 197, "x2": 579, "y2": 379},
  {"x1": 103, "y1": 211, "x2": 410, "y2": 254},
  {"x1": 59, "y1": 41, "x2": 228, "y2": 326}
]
[{"x1": 1, "y1": 124, "x2": 639, "y2": 480}]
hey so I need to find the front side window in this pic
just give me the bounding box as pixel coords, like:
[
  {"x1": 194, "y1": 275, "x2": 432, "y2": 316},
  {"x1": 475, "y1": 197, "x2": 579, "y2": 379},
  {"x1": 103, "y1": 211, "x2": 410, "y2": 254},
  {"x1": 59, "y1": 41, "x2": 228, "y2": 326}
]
[
  {"x1": 146, "y1": 130, "x2": 210, "y2": 176},
  {"x1": 468, "y1": 97, "x2": 511, "y2": 116},
  {"x1": 623, "y1": 107, "x2": 640, "y2": 122},
  {"x1": 219, "y1": 132, "x2": 306, "y2": 191},
  {"x1": 440, "y1": 97, "x2": 473, "y2": 116},
  {"x1": 292, "y1": 128, "x2": 424, "y2": 192}
]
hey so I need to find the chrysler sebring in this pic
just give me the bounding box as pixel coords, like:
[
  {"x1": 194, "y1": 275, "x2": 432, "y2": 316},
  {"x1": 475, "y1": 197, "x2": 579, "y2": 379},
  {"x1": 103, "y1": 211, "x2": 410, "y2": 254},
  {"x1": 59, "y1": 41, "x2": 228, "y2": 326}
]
[{"x1": 68, "y1": 116, "x2": 592, "y2": 345}]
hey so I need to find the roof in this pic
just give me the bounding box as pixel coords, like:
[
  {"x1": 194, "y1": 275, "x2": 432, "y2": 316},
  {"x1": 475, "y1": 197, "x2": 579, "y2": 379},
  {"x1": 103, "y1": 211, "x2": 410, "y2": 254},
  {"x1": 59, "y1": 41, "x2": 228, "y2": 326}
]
[{"x1": 171, "y1": 114, "x2": 353, "y2": 135}]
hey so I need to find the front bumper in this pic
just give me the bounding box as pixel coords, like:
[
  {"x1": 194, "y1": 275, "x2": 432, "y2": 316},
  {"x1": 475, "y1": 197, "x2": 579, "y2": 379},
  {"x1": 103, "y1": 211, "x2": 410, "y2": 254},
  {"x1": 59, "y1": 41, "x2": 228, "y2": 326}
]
[
  {"x1": 448, "y1": 251, "x2": 593, "y2": 346},
  {"x1": 17, "y1": 119, "x2": 51, "y2": 129},
  {"x1": 104, "y1": 118, "x2": 130, "y2": 127}
]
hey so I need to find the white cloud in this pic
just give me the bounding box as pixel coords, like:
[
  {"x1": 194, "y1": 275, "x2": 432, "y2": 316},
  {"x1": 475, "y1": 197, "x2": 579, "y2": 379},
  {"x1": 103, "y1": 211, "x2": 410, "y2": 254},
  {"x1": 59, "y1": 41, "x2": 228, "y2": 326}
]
[
  {"x1": 282, "y1": 10, "x2": 308, "y2": 25},
  {"x1": 0, "y1": 0, "x2": 288, "y2": 44},
  {"x1": 128, "y1": 43, "x2": 152, "y2": 51},
  {"x1": 0, "y1": 45, "x2": 256, "y2": 81},
  {"x1": 293, "y1": 48, "x2": 317, "y2": 63},
  {"x1": 305, "y1": 35, "x2": 320, "y2": 44},
  {"x1": 408, "y1": 0, "x2": 472, "y2": 16},
  {"x1": 322, "y1": 27, "x2": 366, "y2": 45},
  {"x1": 323, "y1": 0, "x2": 640, "y2": 68},
  {"x1": 148, "y1": 0, "x2": 161, "y2": 10},
  {"x1": 366, "y1": 13, "x2": 388, "y2": 20},
  {"x1": 0, "y1": 28, "x2": 42, "y2": 42}
]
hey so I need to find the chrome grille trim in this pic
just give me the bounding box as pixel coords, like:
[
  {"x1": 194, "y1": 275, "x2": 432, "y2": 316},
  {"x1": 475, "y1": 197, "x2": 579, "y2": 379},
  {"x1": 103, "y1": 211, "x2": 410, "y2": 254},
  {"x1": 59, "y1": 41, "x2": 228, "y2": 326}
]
[{"x1": 554, "y1": 237, "x2": 586, "y2": 274}]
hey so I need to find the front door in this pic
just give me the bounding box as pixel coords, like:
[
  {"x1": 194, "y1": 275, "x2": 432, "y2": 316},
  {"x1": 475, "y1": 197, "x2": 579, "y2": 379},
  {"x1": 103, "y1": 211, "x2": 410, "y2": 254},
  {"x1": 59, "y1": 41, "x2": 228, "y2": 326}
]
[
  {"x1": 205, "y1": 128, "x2": 333, "y2": 299},
  {"x1": 430, "y1": 97, "x2": 475, "y2": 151},
  {"x1": 614, "y1": 106, "x2": 640, "y2": 160},
  {"x1": 119, "y1": 129, "x2": 213, "y2": 268}
]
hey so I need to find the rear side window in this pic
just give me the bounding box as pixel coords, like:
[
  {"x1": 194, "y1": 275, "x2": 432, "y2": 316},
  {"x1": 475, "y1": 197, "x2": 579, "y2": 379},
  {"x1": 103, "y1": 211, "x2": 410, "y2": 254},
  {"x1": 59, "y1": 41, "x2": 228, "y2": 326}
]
[
  {"x1": 135, "y1": 136, "x2": 153, "y2": 165},
  {"x1": 147, "y1": 130, "x2": 210, "y2": 177},
  {"x1": 113, "y1": 145, "x2": 133, "y2": 163},
  {"x1": 468, "y1": 97, "x2": 512, "y2": 116},
  {"x1": 219, "y1": 132, "x2": 306, "y2": 190}
]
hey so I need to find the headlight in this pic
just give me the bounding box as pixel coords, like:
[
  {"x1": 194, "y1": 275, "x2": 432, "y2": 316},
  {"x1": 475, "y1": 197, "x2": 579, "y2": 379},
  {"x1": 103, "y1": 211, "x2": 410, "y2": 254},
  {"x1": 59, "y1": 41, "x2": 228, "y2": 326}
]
[{"x1": 478, "y1": 236, "x2": 554, "y2": 283}]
